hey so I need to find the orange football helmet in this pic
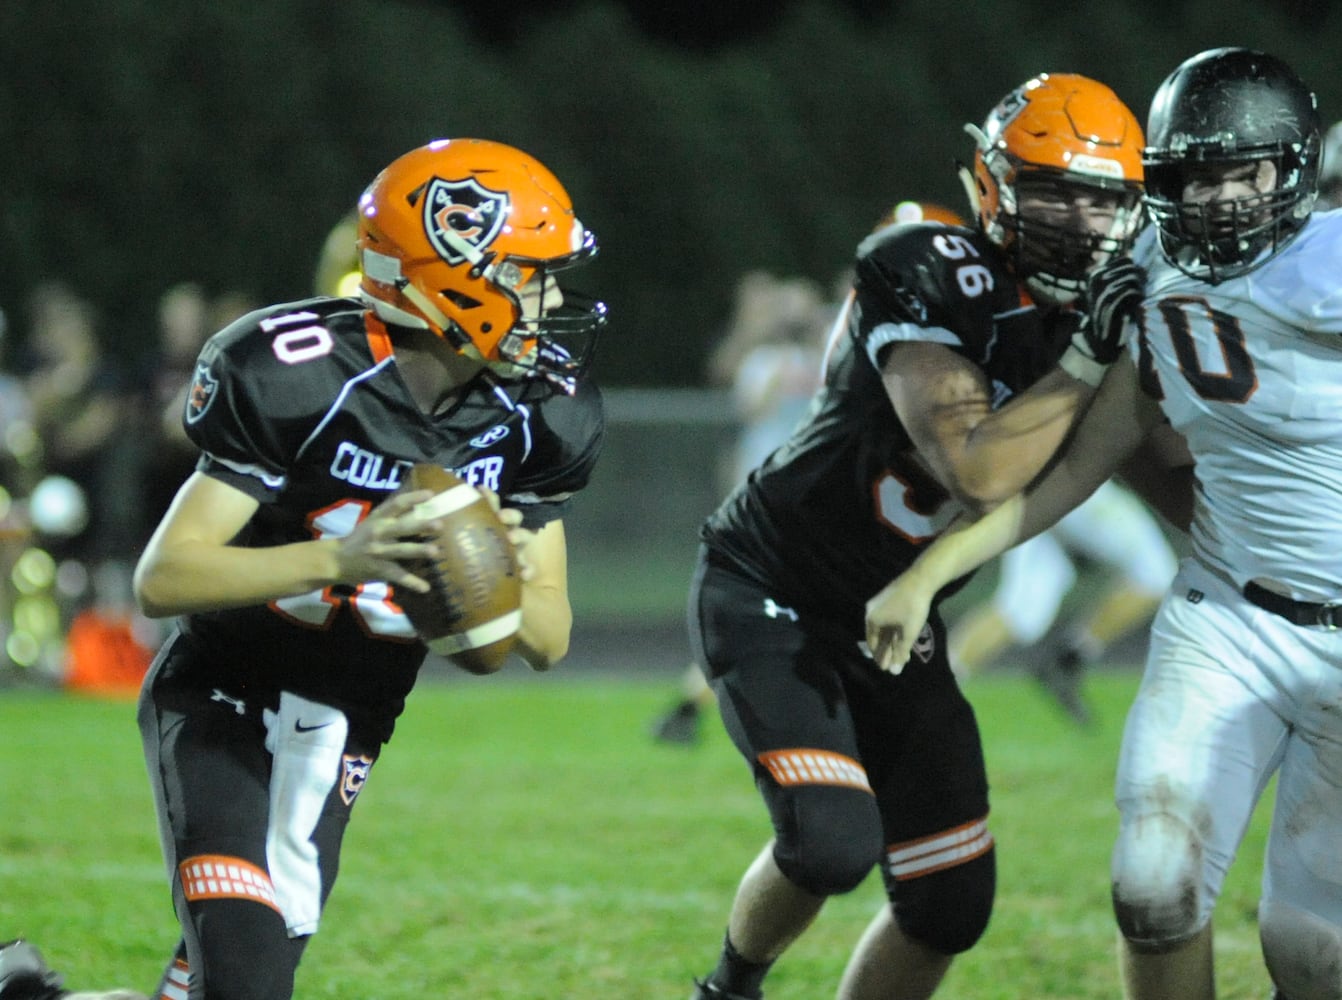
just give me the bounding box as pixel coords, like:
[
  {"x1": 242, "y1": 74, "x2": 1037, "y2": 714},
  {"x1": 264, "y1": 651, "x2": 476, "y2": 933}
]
[
  {"x1": 966, "y1": 73, "x2": 1145, "y2": 303},
  {"x1": 357, "y1": 138, "x2": 605, "y2": 390}
]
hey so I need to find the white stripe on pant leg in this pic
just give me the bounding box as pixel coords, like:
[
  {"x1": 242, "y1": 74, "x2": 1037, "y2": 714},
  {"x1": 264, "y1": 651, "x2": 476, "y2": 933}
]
[{"x1": 263, "y1": 691, "x2": 348, "y2": 937}]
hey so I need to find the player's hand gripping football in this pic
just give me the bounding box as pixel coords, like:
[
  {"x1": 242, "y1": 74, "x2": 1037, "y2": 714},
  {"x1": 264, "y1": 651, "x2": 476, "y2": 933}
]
[
  {"x1": 864, "y1": 568, "x2": 939, "y2": 674},
  {"x1": 475, "y1": 488, "x2": 540, "y2": 582},
  {"x1": 334, "y1": 490, "x2": 445, "y2": 593},
  {"x1": 1058, "y1": 255, "x2": 1147, "y2": 386}
]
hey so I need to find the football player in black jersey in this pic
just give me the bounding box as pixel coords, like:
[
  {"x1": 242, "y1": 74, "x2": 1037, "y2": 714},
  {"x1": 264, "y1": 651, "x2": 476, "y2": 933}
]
[
  {"x1": 686, "y1": 75, "x2": 1185, "y2": 1000},
  {"x1": 867, "y1": 48, "x2": 1338, "y2": 1000},
  {"x1": 0, "y1": 139, "x2": 606, "y2": 1000}
]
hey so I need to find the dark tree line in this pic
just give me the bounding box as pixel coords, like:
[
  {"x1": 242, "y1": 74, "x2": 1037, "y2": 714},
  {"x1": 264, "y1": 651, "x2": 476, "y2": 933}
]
[{"x1": 1, "y1": 0, "x2": 1336, "y2": 386}]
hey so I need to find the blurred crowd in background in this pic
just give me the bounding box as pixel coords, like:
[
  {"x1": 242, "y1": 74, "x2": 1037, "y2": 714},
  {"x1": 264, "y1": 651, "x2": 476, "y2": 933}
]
[{"x1": 0, "y1": 279, "x2": 258, "y2": 691}]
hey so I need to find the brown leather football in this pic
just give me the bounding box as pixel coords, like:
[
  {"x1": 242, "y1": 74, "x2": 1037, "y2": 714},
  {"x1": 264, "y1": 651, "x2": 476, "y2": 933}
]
[{"x1": 394, "y1": 463, "x2": 521, "y2": 674}]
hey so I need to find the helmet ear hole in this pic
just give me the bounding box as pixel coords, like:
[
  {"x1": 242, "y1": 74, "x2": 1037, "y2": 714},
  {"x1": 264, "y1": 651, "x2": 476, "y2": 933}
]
[{"x1": 443, "y1": 289, "x2": 481, "y2": 310}]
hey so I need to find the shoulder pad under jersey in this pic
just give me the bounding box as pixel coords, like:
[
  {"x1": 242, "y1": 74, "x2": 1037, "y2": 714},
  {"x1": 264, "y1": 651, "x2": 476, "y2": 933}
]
[
  {"x1": 185, "y1": 298, "x2": 378, "y2": 478},
  {"x1": 853, "y1": 222, "x2": 1011, "y2": 363},
  {"x1": 508, "y1": 378, "x2": 605, "y2": 508},
  {"x1": 1247, "y1": 211, "x2": 1342, "y2": 335}
]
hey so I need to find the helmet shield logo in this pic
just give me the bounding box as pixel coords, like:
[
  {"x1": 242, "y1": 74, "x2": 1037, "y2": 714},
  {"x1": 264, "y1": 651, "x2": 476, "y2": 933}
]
[
  {"x1": 423, "y1": 176, "x2": 509, "y2": 264},
  {"x1": 987, "y1": 88, "x2": 1029, "y2": 141}
]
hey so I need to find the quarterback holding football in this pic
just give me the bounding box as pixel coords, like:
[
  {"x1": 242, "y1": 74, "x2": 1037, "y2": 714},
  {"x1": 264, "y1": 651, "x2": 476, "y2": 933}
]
[{"x1": 0, "y1": 138, "x2": 606, "y2": 1000}]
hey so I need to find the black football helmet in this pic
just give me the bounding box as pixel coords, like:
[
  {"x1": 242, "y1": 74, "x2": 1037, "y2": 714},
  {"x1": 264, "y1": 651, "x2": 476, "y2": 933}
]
[{"x1": 1143, "y1": 47, "x2": 1321, "y2": 283}]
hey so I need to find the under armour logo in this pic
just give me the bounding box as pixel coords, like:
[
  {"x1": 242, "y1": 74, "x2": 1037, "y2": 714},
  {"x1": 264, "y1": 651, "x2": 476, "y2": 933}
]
[
  {"x1": 763, "y1": 598, "x2": 799, "y2": 622},
  {"x1": 210, "y1": 689, "x2": 246, "y2": 715}
]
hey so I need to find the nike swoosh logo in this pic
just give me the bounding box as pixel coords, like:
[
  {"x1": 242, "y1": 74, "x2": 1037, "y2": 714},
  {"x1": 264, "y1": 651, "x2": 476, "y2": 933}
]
[{"x1": 295, "y1": 720, "x2": 332, "y2": 733}]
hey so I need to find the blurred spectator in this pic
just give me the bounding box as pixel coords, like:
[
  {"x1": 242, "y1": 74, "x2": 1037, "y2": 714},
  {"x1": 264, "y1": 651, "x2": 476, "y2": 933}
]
[
  {"x1": 726, "y1": 276, "x2": 832, "y2": 486},
  {"x1": 0, "y1": 307, "x2": 41, "y2": 675},
  {"x1": 138, "y1": 282, "x2": 215, "y2": 530},
  {"x1": 10, "y1": 281, "x2": 156, "y2": 687},
  {"x1": 209, "y1": 288, "x2": 260, "y2": 333},
  {"x1": 0, "y1": 296, "x2": 96, "y2": 679},
  {"x1": 0, "y1": 308, "x2": 40, "y2": 498},
  {"x1": 653, "y1": 270, "x2": 834, "y2": 744},
  {"x1": 703, "y1": 270, "x2": 831, "y2": 491},
  {"x1": 19, "y1": 281, "x2": 138, "y2": 577}
]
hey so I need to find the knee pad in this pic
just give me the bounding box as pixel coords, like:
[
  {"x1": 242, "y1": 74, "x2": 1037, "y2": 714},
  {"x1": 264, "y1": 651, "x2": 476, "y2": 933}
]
[
  {"x1": 1260, "y1": 899, "x2": 1342, "y2": 1000},
  {"x1": 888, "y1": 847, "x2": 995, "y2": 955},
  {"x1": 768, "y1": 784, "x2": 882, "y2": 897},
  {"x1": 1111, "y1": 810, "x2": 1208, "y2": 950}
]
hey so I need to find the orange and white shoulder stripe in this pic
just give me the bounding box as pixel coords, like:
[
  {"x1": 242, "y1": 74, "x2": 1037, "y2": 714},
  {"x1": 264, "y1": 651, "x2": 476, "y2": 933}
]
[{"x1": 886, "y1": 816, "x2": 993, "y2": 880}]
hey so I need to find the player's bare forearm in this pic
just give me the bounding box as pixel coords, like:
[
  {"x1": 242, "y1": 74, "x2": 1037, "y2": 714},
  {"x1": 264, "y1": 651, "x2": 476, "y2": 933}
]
[
  {"x1": 134, "y1": 471, "x2": 440, "y2": 617},
  {"x1": 866, "y1": 495, "x2": 1027, "y2": 672},
  {"x1": 134, "y1": 536, "x2": 348, "y2": 617},
  {"x1": 953, "y1": 367, "x2": 1095, "y2": 511},
  {"x1": 886, "y1": 344, "x2": 1094, "y2": 513},
  {"x1": 866, "y1": 362, "x2": 1155, "y2": 672},
  {"x1": 509, "y1": 518, "x2": 572, "y2": 670},
  {"x1": 515, "y1": 583, "x2": 573, "y2": 670}
]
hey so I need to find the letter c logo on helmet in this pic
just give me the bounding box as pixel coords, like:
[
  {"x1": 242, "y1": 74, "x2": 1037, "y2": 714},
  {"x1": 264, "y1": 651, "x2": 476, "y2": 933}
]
[
  {"x1": 423, "y1": 177, "x2": 509, "y2": 265},
  {"x1": 355, "y1": 138, "x2": 607, "y2": 393}
]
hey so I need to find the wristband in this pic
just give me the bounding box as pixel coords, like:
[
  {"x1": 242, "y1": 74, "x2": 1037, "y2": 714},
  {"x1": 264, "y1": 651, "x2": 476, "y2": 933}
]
[{"x1": 1057, "y1": 345, "x2": 1107, "y2": 387}]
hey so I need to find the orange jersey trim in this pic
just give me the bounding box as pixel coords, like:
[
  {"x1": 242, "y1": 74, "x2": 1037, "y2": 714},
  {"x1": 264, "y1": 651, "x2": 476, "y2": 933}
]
[
  {"x1": 757, "y1": 748, "x2": 872, "y2": 792},
  {"x1": 365, "y1": 312, "x2": 395, "y2": 364}
]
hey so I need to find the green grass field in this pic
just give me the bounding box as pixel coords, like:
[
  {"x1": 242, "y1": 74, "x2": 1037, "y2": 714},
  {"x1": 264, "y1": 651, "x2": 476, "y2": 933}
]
[{"x1": 0, "y1": 668, "x2": 1276, "y2": 999}]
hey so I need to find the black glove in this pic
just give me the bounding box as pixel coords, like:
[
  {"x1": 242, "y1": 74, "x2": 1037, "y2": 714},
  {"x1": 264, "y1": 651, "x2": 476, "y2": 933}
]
[
  {"x1": 1059, "y1": 256, "x2": 1146, "y2": 386},
  {"x1": 1083, "y1": 255, "x2": 1146, "y2": 363}
]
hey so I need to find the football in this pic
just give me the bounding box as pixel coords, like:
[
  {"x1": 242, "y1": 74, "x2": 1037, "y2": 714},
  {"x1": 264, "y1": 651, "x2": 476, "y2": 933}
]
[{"x1": 394, "y1": 463, "x2": 521, "y2": 674}]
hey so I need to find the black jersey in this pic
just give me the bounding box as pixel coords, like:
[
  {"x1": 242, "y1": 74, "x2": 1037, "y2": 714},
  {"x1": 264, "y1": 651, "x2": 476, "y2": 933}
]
[
  {"x1": 702, "y1": 222, "x2": 1078, "y2": 636},
  {"x1": 168, "y1": 296, "x2": 604, "y2": 738}
]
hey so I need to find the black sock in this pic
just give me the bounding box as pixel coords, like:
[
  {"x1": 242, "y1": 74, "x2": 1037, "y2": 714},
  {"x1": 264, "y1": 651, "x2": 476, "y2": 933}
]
[{"x1": 707, "y1": 931, "x2": 773, "y2": 998}]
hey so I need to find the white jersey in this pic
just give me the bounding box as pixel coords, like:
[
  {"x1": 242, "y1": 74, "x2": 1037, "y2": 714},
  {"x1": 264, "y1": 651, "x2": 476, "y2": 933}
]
[{"x1": 1130, "y1": 212, "x2": 1342, "y2": 602}]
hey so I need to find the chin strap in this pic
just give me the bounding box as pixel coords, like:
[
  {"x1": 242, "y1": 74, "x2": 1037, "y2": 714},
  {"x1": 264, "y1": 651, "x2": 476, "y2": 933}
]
[
  {"x1": 397, "y1": 280, "x2": 456, "y2": 336},
  {"x1": 956, "y1": 162, "x2": 983, "y2": 221}
]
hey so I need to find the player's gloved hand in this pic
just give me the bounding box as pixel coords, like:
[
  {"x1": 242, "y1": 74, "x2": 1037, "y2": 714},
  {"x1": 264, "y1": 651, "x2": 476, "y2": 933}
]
[{"x1": 1058, "y1": 255, "x2": 1146, "y2": 387}]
